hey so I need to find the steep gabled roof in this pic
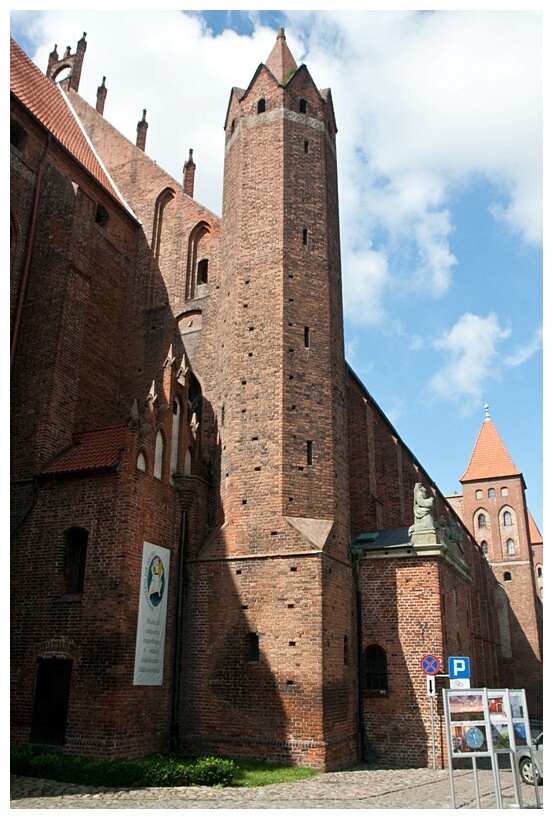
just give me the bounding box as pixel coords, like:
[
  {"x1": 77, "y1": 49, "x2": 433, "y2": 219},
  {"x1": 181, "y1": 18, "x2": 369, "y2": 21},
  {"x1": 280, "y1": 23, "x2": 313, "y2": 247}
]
[
  {"x1": 528, "y1": 512, "x2": 543, "y2": 546},
  {"x1": 41, "y1": 427, "x2": 127, "y2": 475},
  {"x1": 460, "y1": 416, "x2": 522, "y2": 482},
  {"x1": 10, "y1": 38, "x2": 133, "y2": 214}
]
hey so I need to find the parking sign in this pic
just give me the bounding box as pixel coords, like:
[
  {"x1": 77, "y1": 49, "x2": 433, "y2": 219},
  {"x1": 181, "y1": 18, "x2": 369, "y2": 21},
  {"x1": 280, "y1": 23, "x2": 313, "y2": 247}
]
[{"x1": 448, "y1": 656, "x2": 470, "y2": 679}]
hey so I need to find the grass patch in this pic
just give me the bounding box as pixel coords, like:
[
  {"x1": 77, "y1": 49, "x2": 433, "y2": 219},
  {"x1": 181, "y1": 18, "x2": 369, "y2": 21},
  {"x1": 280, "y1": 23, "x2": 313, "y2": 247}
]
[
  {"x1": 231, "y1": 758, "x2": 319, "y2": 787},
  {"x1": 11, "y1": 746, "x2": 319, "y2": 789}
]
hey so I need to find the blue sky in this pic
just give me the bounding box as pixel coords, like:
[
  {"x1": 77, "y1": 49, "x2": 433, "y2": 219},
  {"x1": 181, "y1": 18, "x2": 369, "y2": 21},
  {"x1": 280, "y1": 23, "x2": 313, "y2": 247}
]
[{"x1": 10, "y1": 7, "x2": 543, "y2": 532}]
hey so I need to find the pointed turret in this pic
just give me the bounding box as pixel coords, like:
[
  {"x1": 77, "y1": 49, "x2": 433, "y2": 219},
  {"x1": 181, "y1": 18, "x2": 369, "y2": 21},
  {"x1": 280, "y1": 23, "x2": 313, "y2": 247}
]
[
  {"x1": 265, "y1": 27, "x2": 297, "y2": 84},
  {"x1": 461, "y1": 407, "x2": 522, "y2": 482}
]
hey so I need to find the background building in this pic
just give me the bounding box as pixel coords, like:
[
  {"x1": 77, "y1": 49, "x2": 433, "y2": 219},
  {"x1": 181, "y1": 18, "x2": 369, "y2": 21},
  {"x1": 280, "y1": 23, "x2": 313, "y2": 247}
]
[{"x1": 10, "y1": 30, "x2": 542, "y2": 770}]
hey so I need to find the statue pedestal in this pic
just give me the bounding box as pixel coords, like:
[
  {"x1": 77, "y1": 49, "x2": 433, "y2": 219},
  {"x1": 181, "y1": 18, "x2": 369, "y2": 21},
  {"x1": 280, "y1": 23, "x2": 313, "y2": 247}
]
[{"x1": 410, "y1": 527, "x2": 441, "y2": 547}]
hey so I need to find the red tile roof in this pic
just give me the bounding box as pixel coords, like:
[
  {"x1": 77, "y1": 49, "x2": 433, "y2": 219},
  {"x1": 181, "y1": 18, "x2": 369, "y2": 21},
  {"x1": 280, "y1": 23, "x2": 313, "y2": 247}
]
[
  {"x1": 528, "y1": 512, "x2": 543, "y2": 546},
  {"x1": 10, "y1": 38, "x2": 129, "y2": 210},
  {"x1": 42, "y1": 427, "x2": 128, "y2": 475},
  {"x1": 461, "y1": 418, "x2": 522, "y2": 482}
]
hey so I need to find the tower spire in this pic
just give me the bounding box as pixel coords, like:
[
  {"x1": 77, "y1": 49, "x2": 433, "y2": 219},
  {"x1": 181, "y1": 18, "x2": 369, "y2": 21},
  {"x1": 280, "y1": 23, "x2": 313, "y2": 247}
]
[{"x1": 265, "y1": 27, "x2": 297, "y2": 84}]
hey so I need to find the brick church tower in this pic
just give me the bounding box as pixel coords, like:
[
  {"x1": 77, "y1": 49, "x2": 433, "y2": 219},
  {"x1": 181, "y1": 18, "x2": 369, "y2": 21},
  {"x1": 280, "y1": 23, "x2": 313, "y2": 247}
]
[
  {"x1": 449, "y1": 406, "x2": 542, "y2": 715},
  {"x1": 180, "y1": 29, "x2": 357, "y2": 769}
]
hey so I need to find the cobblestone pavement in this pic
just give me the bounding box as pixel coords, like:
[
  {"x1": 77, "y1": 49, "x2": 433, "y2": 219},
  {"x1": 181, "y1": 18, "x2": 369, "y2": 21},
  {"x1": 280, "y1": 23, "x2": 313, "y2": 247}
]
[{"x1": 10, "y1": 767, "x2": 543, "y2": 810}]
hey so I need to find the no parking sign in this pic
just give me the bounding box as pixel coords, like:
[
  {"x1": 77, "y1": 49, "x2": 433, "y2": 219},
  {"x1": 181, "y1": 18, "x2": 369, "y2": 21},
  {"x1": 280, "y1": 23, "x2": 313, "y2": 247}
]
[{"x1": 421, "y1": 654, "x2": 440, "y2": 675}]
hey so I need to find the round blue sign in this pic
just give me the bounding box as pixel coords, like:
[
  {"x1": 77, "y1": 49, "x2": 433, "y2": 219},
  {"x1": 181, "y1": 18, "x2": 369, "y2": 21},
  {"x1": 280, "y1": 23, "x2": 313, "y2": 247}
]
[{"x1": 421, "y1": 654, "x2": 440, "y2": 675}]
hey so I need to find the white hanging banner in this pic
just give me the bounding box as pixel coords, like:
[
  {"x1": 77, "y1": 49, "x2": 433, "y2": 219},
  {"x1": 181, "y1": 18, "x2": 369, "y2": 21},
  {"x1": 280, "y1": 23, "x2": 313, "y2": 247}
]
[{"x1": 133, "y1": 542, "x2": 170, "y2": 686}]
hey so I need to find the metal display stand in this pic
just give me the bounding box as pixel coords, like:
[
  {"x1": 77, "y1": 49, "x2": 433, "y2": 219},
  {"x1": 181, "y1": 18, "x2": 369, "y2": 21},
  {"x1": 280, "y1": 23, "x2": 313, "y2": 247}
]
[{"x1": 442, "y1": 688, "x2": 541, "y2": 810}]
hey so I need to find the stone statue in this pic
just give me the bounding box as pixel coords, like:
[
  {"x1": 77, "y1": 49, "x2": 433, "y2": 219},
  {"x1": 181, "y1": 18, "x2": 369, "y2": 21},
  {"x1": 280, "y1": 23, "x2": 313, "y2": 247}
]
[{"x1": 409, "y1": 483, "x2": 435, "y2": 535}]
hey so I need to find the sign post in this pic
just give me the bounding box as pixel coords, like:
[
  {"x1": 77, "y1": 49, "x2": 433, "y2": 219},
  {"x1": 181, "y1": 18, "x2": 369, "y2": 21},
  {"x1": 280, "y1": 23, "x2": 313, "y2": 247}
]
[{"x1": 421, "y1": 655, "x2": 441, "y2": 769}]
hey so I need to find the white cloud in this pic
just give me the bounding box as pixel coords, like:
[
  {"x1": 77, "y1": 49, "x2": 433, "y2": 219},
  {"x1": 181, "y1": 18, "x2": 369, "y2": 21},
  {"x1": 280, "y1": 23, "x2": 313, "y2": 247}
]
[
  {"x1": 287, "y1": 9, "x2": 542, "y2": 310},
  {"x1": 428, "y1": 312, "x2": 511, "y2": 414},
  {"x1": 342, "y1": 245, "x2": 389, "y2": 327},
  {"x1": 504, "y1": 327, "x2": 543, "y2": 367}
]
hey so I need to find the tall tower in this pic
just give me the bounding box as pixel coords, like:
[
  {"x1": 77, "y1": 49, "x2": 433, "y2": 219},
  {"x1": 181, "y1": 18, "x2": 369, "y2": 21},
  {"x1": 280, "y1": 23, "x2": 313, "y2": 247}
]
[
  {"x1": 181, "y1": 30, "x2": 357, "y2": 770},
  {"x1": 458, "y1": 407, "x2": 542, "y2": 715}
]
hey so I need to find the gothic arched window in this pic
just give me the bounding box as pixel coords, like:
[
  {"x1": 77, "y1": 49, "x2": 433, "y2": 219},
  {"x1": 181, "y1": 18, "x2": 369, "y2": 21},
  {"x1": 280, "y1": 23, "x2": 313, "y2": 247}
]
[
  {"x1": 365, "y1": 645, "x2": 388, "y2": 690},
  {"x1": 154, "y1": 430, "x2": 164, "y2": 480},
  {"x1": 478, "y1": 513, "x2": 486, "y2": 529}
]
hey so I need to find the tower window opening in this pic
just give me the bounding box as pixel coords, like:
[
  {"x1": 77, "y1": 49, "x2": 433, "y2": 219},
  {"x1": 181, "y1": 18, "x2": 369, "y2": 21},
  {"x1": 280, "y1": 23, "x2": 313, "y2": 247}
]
[
  {"x1": 302, "y1": 228, "x2": 308, "y2": 248},
  {"x1": 197, "y1": 258, "x2": 208, "y2": 284},
  {"x1": 537, "y1": 566, "x2": 542, "y2": 578},
  {"x1": 304, "y1": 140, "x2": 309, "y2": 154},
  {"x1": 64, "y1": 528, "x2": 88, "y2": 595},
  {"x1": 481, "y1": 541, "x2": 488, "y2": 555},
  {"x1": 506, "y1": 538, "x2": 515, "y2": 555},
  {"x1": 488, "y1": 488, "x2": 496, "y2": 498},
  {"x1": 504, "y1": 571, "x2": 512, "y2": 582},
  {"x1": 257, "y1": 98, "x2": 266, "y2": 114},
  {"x1": 503, "y1": 511, "x2": 512, "y2": 526},
  {"x1": 304, "y1": 326, "x2": 310, "y2": 348},
  {"x1": 478, "y1": 513, "x2": 486, "y2": 529},
  {"x1": 248, "y1": 633, "x2": 260, "y2": 662},
  {"x1": 299, "y1": 98, "x2": 307, "y2": 114},
  {"x1": 306, "y1": 440, "x2": 313, "y2": 466}
]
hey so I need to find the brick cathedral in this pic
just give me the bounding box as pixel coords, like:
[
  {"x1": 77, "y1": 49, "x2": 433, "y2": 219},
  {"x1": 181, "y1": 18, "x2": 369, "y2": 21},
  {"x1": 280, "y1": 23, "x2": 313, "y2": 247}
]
[{"x1": 10, "y1": 30, "x2": 542, "y2": 770}]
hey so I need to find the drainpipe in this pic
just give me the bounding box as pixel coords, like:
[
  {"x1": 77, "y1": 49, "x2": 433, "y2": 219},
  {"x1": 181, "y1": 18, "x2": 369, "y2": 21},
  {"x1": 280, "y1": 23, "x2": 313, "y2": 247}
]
[
  {"x1": 351, "y1": 542, "x2": 366, "y2": 762},
  {"x1": 171, "y1": 510, "x2": 186, "y2": 750},
  {"x1": 11, "y1": 133, "x2": 51, "y2": 372}
]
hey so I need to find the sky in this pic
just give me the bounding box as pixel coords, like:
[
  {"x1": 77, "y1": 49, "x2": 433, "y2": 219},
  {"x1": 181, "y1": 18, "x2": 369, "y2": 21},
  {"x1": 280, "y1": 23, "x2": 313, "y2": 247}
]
[{"x1": 9, "y1": 5, "x2": 544, "y2": 533}]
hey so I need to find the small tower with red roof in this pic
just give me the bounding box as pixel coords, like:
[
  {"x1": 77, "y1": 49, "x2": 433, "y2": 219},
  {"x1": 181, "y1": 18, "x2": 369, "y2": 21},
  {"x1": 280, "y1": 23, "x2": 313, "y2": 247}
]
[{"x1": 454, "y1": 406, "x2": 542, "y2": 715}]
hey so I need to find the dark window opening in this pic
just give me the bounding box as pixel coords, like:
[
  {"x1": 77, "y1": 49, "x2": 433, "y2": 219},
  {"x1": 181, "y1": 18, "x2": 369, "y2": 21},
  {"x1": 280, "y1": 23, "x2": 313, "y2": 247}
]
[
  {"x1": 65, "y1": 528, "x2": 88, "y2": 595},
  {"x1": 366, "y1": 645, "x2": 388, "y2": 690},
  {"x1": 299, "y1": 98, "x2": 307, "y2": 114},
  {"x1": 30, "y1": 658, "x2": 72, "y2": 745},
  {"x1": 478, "y1": 513, "x2": 486, "y2": 529},
  {"x1": 302, "y1": 228, "x2": 308, "y2": 247},
  {"x1": 306, "y1": 440, "x2": 313, "y2": 466},
  {"x1": 304, "y1": 140, "x2": 309, "y2": 154},
  {"x1": 304, "y1": 326, "x2": 310, "y2": 348},
  {"x1": 95, "y1": 204, "x2": 108, "y2": 227},
  {"x1": 503, "y1": 511, "x2": 512, "y2": 526},
  {"x1": 257, "y1": 98, "x2": 266, "y2": 114},
  {"x1": 537, "y1": 567, "x2": 542, "y2": 577},
  {"x1": 197, "y1": 258, "x2": 208, "y2": 285},
  {"x1": 481, "y1": 541, "x2": 488, "y2": 555},
  {"x1": 504, "y1": 571, "x2": 512, "y2": 582},
  {"x1": 248, "y1": 633, "x2": 260, "y2": 662},
  {"x1": 11, "y1": 119, "x2": 27, "y2": 150}
]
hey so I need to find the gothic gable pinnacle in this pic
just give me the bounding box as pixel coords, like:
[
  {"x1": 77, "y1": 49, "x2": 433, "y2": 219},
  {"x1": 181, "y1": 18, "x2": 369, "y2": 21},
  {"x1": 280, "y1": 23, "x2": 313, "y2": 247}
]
[
  {"x1": 265, "y1": 27, "x2": 298, "y2": 84},
  {"x1": 460, "y1": 409, "x2": 522, "y2": 483}
]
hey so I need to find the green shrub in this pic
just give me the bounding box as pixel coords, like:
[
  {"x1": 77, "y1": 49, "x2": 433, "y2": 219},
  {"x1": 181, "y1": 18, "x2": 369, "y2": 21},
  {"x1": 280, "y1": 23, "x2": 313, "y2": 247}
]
[
  {"x1": 187, "y1": 756, "x2": 237, "y2": 787},
  {"x1": 10, "y1": 747, "x2": 236, "y2": 788}
]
